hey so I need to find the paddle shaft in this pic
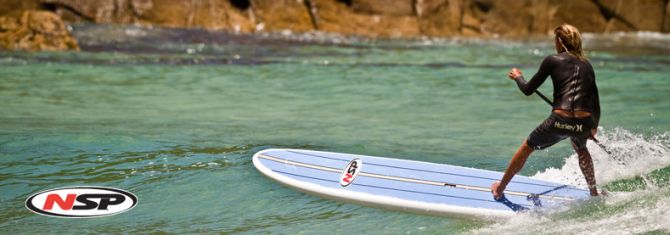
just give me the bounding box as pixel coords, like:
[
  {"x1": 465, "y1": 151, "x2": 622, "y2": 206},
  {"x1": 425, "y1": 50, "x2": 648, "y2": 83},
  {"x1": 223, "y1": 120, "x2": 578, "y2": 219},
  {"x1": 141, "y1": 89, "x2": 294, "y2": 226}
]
[{"x1": 534, "y1": 90, "x2": 553, "y2": 106}]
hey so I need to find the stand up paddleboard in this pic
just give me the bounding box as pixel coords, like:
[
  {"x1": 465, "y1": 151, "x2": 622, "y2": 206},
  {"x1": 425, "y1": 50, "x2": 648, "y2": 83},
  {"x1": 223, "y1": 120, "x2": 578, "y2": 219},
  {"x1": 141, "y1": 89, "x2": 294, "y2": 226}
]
[{"x1": 253, "y1": 149, "x2": 590, "y2": 218}]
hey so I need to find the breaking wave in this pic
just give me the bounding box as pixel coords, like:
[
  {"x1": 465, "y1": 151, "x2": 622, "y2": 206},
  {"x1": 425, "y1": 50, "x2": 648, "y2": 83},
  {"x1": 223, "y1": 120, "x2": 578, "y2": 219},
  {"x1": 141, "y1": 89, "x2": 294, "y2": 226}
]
[{"x1": 470, "y1": 128, "x2": 670, "y2": 235}]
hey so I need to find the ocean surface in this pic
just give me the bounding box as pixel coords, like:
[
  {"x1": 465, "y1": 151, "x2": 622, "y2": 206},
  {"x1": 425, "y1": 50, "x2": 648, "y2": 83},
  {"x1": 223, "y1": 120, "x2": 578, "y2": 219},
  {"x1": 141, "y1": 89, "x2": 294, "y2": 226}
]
[{"x1": 1, "y1": 24, "x2": 669, "y2": 234}]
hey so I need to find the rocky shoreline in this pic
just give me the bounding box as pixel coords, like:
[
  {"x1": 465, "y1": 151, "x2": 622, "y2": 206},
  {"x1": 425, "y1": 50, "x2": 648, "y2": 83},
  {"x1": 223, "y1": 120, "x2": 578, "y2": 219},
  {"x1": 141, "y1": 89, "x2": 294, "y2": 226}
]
[
  {"x1": 1, "y1": 0, "x2": 670, "y2": 51},
  {"x1": 0, "y1": 11, "x2": 79, "y2": 51}
]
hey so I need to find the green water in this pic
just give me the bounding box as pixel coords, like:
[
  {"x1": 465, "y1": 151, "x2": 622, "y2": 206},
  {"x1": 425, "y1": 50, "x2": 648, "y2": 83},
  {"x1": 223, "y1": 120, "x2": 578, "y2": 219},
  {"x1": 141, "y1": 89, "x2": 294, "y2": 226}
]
[{"x1": 1, "y1": 25, "x2": 669, "y2": 234}]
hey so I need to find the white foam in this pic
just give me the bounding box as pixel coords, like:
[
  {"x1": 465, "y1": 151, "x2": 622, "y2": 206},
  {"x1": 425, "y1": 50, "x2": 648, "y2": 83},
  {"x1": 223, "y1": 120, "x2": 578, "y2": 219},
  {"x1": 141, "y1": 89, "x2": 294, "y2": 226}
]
[
  {"x1": 532, "y1": 128, "x2": 670, "y2": 188},
  {"x1": 584, "y1": 31, "x2": 670, "y2": 41},
  {"x1": 469, "y1": 128, "x2": 670, "y2": 234},
  {"x1": 469, "y1": 188, "x2": 670, "y2": 235}
]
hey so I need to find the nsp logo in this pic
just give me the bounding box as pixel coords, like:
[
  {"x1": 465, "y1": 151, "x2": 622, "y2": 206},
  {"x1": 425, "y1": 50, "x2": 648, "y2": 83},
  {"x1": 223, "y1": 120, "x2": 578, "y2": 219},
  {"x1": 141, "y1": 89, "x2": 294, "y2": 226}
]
[
  {"x1": 339, "y1": 158, "x2": 362, "y2": 187},
  {"x1": 25, "y1": 186, "x2": 137, "y2": 218}
]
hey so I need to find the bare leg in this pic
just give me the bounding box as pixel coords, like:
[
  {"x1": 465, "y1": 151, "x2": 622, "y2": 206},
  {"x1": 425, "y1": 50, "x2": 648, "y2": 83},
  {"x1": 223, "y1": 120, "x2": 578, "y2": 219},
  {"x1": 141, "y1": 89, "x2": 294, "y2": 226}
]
[
  {"x1": 491, "y1": 140, "x2": 534, "y2": 199},
  {"x1": 573, "y1": 144, "x2": 599, "y2": 196}
]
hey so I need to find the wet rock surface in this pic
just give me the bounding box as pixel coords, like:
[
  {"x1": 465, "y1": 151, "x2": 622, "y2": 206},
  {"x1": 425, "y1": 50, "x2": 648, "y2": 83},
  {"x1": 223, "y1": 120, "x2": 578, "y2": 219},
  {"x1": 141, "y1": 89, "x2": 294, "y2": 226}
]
[{"x1": 0, "y1": 0, "x2": 669, "y2": 51}]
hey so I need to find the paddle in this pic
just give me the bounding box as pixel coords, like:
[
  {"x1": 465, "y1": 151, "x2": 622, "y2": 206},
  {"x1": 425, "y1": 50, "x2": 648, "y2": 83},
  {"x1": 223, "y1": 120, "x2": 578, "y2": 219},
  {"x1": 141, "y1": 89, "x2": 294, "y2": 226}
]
[{"x1": 533, "y1": 90, "x2": 613, "y2": 156}]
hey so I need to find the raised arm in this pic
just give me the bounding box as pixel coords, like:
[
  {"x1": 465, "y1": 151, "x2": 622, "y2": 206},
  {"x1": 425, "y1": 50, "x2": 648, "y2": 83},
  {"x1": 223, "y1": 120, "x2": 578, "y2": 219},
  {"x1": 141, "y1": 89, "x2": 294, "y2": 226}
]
[{"x1": 511, "y1": 56, "x2": 555, "y2": 96}]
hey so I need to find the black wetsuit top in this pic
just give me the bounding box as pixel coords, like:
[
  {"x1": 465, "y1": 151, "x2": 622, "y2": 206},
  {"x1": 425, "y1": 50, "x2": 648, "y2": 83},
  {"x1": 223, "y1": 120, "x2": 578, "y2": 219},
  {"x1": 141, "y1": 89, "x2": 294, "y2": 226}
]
[{"x1": 514, "y1": 52, "x2": 601, "y2": 127}]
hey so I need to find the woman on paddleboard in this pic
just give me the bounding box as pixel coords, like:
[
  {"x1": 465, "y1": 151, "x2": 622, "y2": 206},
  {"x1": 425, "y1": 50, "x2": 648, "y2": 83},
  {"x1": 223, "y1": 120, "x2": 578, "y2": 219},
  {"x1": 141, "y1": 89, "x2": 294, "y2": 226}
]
[{"x1": 491, "y1": 24, "x2": 602, "y2": 198}]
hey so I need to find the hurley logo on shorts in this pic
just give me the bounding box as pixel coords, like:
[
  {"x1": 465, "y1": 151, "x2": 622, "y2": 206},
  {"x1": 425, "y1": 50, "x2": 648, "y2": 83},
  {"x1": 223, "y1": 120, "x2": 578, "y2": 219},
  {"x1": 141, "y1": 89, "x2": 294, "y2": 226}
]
[
  {"x1": 554, "y1": 122, "x2": 583, "y2": 132},
  {"x1": 25, "y1": 186, "x2": 137, "y2": 218}
]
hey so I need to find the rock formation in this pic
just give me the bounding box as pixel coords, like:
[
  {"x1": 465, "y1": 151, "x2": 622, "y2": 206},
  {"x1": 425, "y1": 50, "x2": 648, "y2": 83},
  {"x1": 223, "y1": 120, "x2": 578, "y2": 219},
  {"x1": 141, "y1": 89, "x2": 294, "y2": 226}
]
[
  {"x1": 251, "y1": 0, "x2": 314, "y2": 32},
  {"x1": 0, "y1": 0, "x2": 669, "y2": 51},
  {"x1": 0, "y1": 10, "x2": 79, "y2": 51},
  {"x1": 313, "y1": 0, "x2": 421, "y2": 38},
  {"x1": 597, "y1": 0, "x2": 667, "y2": 32}
]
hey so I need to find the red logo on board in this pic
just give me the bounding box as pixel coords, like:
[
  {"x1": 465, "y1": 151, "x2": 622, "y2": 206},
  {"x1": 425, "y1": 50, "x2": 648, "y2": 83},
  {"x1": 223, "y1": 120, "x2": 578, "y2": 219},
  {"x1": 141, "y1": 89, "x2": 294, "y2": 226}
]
[{"x1": 339, "y1": 159, "x2": 362, "y2": 187}]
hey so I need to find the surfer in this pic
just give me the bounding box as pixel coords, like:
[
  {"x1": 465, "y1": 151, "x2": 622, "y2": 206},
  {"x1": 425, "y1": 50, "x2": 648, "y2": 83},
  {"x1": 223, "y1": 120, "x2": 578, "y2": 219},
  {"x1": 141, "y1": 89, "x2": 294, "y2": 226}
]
[{"x1": 491, "y1": 24, "x2": 602, "y2": 199}]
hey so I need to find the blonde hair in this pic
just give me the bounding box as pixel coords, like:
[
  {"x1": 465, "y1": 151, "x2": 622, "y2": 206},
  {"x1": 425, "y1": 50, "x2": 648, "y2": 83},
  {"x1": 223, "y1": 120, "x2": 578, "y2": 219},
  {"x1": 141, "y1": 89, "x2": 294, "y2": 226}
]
[{"x1": 554, "y1": 24, "x2": 587, "y2": 61}]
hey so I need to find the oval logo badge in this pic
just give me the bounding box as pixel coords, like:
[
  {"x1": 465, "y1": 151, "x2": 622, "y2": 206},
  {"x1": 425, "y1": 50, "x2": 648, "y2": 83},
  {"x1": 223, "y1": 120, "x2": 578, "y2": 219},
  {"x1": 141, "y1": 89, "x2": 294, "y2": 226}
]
[
  {"x1": 25, "y1": 186, "x2": 138, "y2": 218},
  {"x1": 340, "y1": 159, "x2": 362, "y2": 187}
]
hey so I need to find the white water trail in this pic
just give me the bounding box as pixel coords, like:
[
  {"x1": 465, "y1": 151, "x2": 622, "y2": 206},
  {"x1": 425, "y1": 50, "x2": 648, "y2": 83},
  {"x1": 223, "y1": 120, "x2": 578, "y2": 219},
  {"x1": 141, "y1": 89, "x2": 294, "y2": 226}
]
[
  {"x1": 470, "y1": 188, "x2": 670, "y2": 235},
  {"x1": 469, "y1": 128, "x2": 670, "y2": 235},
  {"x1": 533, "y1": 127, "x2": 670, "y2": 188}
]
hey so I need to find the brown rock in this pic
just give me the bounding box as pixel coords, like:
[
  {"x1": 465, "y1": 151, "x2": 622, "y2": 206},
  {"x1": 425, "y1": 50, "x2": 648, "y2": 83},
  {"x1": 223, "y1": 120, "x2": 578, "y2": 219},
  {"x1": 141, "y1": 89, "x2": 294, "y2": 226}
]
[
  {"x1": 42, "y1": 0, "x2": 127, "y2": 23},
  {"x1": 251, "y1": 0, "x2": 314, "y2": 32},
  {"x1": 418, "y1": 0, "x2": 463, "y2": 37},
  {"x1": 456, "y1": 0, "x2": 609, "y2": 37},
  {"x1": 0, "y1": 0, "x2": 42, "y2": 18},
  {"x1": 128, "y1": 0, "x2": 189, "y2": 27},
  {"x1": 460, "y1": 7, "x2": 482, "y2": 36},
  {"x1": 313, "y1": 0, "x2": 420, "y2": 38},
  {"x1": 131, "y1": 0, "x2": 255, "y2": 32},
  {"x1": 42, "y1": 0, "x2": 256, "y2": 32},
  {"x1": 599, "y1": 0, "x2": 666, "y2": 32},
  {"x1": 2, "y1": 0, "x2": 669, "y2": 40},
  {"x1": 0, "y1": 16, "x2": 20, "y2": 32},
  {"x1": 542, "y1": 0, "x2": 609, "y2": 34},
  {"x1": 0, "y1": 17, "x2": 19, "y2": 49},
  {"x1": 0, "y1": 11, "x2": 79, "y2": 51},
  {"x1": 130, "y1": 0, "x2": 153, "y2": 16},
  {"x1": 415, "y1": 0, "x2": 449, "y2": 17},
  {"x1": 665, "y1": 1, "x2": 670, "y2": 32},
  {"x1": 26, "y1": 9, "x2": 66, "y2": 35},
  {"x1": 350, "y1": 0, "x2": 415, "y2": 16},
  {"x1": 469, "y1": 0, "x2": 535, "y2": 37},
  {"x1": 49, "y1": 6, "x2": 91, "y2": 23}
]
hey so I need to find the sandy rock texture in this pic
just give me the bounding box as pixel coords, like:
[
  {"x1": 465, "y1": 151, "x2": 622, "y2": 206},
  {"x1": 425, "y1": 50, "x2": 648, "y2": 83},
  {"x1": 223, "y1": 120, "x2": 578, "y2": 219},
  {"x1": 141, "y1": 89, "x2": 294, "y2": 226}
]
[
  {"x1": 1, "y1": 0, "x2": 669, "y2": 51},
  {"x1": 0, "y1": 11, "x2": 79, "y2": 51},
  {"x1": 2, "y1": 0, "x2": 669, "y2": 36}
]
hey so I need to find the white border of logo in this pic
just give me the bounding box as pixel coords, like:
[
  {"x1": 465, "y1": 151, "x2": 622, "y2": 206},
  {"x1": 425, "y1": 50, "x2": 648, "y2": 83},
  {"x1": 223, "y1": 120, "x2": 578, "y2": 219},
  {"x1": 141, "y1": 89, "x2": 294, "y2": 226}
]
[{"x1": 25, "y1": 186, "x2": 138, "y2": 218}]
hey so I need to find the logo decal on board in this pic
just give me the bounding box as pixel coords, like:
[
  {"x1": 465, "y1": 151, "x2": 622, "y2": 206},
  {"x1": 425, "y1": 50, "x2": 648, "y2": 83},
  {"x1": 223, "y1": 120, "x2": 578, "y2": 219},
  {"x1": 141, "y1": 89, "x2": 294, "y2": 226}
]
[
  {"x1": 340, "y1": 159, "x2": 362, "y2": 187},
  {"x1": 25, "y1": 186, "x2": 138, "y2": 218}
]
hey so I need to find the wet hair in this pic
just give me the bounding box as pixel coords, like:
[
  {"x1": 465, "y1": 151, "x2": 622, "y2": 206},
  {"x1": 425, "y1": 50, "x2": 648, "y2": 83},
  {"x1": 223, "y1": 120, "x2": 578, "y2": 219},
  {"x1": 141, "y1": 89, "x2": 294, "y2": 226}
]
[{"x1": 554, "y1": 24, "x2": 587, "y2": 61}]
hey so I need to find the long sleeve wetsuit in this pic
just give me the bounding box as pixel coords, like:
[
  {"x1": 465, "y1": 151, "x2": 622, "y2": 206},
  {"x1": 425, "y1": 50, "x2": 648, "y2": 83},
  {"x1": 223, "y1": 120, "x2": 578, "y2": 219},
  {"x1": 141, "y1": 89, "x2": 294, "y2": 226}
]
[{"x1": 513, "y1": 52, "x2": 601, "y2": 127}]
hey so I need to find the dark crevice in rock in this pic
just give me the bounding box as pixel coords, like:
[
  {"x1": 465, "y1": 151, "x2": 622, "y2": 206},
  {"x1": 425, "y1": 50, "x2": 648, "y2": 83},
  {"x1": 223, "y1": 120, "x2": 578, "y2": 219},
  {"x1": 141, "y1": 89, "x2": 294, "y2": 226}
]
[
  {"x1": 229, "y1": 0, "x2": 251, "y2": 11},
  {"x1": 474, "y1": 0, "x2": 492, "y2": 13},
  {"x1": 40, "y1": 2, "x2": 95, "y2": 22},
  {"x1": 664, "y1": 0, "x2": 670, "y2": 32},
  {"x1": 590, "y1": 0, "x2": 638, "y2": 31},
  {"x1": 336, "y1": 0, "x2": 353, "y2": 7},
  {"x1": 40, "y1": 2, "x2": 57, "y2": 12},
  {"x1": 303, "y1": 0, "x2": 319, "y2": 30}
]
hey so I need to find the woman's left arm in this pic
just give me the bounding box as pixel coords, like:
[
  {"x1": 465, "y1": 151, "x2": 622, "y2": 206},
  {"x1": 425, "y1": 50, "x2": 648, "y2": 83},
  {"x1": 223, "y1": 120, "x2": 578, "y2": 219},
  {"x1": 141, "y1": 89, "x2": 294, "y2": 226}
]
[{"x1": 510, "y1": 56, "x2": 554, "y2": 96}]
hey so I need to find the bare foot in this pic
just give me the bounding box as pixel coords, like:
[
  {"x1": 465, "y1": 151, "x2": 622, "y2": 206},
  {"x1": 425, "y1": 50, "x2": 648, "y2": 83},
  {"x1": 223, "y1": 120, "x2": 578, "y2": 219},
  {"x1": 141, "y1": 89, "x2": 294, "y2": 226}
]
[{"x1": 491, "y1": 181, "x2": 503, "y2": 200}]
